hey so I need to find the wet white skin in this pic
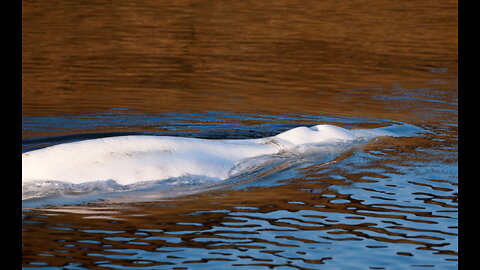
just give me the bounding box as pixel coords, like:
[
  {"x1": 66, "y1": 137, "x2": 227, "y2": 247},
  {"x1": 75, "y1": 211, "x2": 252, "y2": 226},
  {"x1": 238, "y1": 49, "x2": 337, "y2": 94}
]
[{"x1": 22, "y1": 124, "x2": 392, "y2": 186}]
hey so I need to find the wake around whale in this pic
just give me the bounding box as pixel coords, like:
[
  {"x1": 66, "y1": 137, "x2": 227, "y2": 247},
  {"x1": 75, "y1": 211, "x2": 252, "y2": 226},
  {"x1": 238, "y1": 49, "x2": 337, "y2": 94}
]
[{"x1": 22, "y1": 124, "x2": 395, "y2": 199}]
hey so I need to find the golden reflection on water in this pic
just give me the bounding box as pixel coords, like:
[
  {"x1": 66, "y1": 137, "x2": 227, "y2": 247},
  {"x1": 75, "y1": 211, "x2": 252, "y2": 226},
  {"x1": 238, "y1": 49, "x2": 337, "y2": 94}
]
[
  {"x1": 23, "y1": 0, "x2": 457, "y2": 120},
  {"x1": 22, "y1": 0, "x2": 458, "y2": 268}
]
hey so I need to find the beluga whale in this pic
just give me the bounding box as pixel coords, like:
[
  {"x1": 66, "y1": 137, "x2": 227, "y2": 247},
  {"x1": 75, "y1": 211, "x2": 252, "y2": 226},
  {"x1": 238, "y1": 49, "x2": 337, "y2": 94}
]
[{"x1": 22, "y1": 124, "x2": 394, "y2": 199}]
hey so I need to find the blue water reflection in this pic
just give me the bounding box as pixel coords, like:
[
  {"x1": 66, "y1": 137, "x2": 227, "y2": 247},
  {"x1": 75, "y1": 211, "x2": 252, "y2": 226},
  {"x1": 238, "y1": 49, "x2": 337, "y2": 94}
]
[{"x1": 22, "y1": 110, "x2": 457, "y2": 269}]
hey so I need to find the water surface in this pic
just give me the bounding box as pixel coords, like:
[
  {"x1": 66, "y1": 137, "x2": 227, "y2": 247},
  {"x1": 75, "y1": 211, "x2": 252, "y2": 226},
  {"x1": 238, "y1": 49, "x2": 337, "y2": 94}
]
[{"x1": 22, "y1": 0, "x2": 457, "y2": 269}]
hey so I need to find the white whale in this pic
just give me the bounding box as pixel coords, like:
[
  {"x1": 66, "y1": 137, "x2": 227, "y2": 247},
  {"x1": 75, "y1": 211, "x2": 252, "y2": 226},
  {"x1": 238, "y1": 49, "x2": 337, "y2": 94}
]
[{"x1": 22, "y1": 125, "x2": 393, "y2": 187}]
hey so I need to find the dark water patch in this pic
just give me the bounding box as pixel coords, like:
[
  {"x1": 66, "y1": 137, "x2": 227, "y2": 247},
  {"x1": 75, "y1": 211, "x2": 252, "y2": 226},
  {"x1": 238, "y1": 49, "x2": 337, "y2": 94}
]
[
  {"x1": 23, "y1": 109, "x2": 405, "y2": 138},
  {"x1": 22, "y1": 109, "x2": 422, "y2": 146}
]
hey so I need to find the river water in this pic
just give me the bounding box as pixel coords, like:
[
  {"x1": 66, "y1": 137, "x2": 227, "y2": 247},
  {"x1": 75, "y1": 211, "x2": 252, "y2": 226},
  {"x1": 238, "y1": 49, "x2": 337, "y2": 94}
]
[{"x1": 22, "y1": 0, "x2": 457, "y2": 269}]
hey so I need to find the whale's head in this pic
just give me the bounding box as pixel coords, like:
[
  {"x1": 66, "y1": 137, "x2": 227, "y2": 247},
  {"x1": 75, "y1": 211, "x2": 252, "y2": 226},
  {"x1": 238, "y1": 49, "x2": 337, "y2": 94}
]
[{"x1": 274, "y1": 125, "x2": 357, "y2": 146}]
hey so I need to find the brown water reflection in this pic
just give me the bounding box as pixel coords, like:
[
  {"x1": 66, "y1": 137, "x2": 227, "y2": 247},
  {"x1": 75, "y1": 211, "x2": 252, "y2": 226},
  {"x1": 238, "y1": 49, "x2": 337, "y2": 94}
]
[
  {"x1": 22, "y1": 0, "x2": 457, "y2": 269},
  {"x1": 23, "y1": 0, "x2": 457, "y2": 120}
]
